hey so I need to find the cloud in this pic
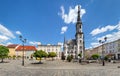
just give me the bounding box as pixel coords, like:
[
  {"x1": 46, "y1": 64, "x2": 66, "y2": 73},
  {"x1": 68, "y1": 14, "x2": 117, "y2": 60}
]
[
  {"x1": 57, "y1": 42, "x2": 63, "y2": 46},
  {"x1": 91, "y1": 42, "x2": 100, "y2": 48},
  {"x1": 0, "y1": 24, "x2": 15, "y2": 43},
  {"x1": 0, "y1": 35, "x2": 10, "y2": 42},
  {"x1": 0, "y1": 24, "x2": 15, "y2": 38},
  {"x1": 97, "y1": 31, "x2": 120, "y2": 42},
  {"x1": 29, "y1": 41, "x2": 41, "y2": 45},
  {"x1": 16, "y1": 31, "x2": 22, "y2": 35},
  {"x1": 59, "y1": 5, "x2": 86, "y2": 24},
  {"x1": 90, "y1": 22, "x2": 120, "y2": 36},
  {"x1": 58, "y1": 42, "x2": 63, "y2": 49},
  {"x1": 90, "y1": 21, "x2": 120, "y2": 48},
  {"x1": 61, "y1": 26, "x2": 68, "y2": 34}
]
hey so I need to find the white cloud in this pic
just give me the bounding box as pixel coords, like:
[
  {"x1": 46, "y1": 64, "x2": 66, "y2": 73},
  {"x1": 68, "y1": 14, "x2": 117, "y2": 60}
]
[
  {"x1": 16, "y1": 31, "x2": 22, "y2": 35},
  {"x1": 90, "y1": 21, "x2": 120, "y2": 48},
  {"x1": 91, "y1": 42, "x2": 100, "y2": 48},
  {"x1": 58, "y1": 42, "x2": 63, "y2": 50},
  {"x1": 59, "y1": 5, "x2": 86, "y2": 24},
  {"x1": 0, "y1": 35, "x2": 10, "y2": 42},
  {"x1": 29, "y1": 41, "x2": 41, "y2": 45},
  {"x1": 0, "y1": 24, "x2": 15, "y2": 38},
  {"x1": 0, "y1": 24, "x2": 15, "y2": 44},
  {"x1": 90, "y1": 21, "x2": 120, "y2": 36},
  {"x1": 61, "y1": 26, "x2": 68, "y2": 34},
  {"x1": 97, "y1": 31, "x2": 120, "y2": 43},
  {"x1": 116, "y1": 21, "x2": 120, "y2": 30},
  {"x1": 58, "y1": 42, "x2": 63, "y2": 46},
  {"x1": 90, "y1": 31, "x2": 120, "y2": 48},
  {"x1": 90, "y1": 25, "x2": 118, "y2": 36}
]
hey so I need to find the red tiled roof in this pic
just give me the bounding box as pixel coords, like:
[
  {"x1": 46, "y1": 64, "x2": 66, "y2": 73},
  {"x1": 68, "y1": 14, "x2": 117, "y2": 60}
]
[
  {"x1": 7, "y1": 44, "x2": 19, "y2": 48},
  {"x1": 15, "y1": 46, "x2": 37, "y2": 51}
]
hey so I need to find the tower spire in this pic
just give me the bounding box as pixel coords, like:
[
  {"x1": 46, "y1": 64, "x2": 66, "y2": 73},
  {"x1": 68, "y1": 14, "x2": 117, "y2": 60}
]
[{"x1": 77, "y1": 5, "x2": 81, "y2": 22}]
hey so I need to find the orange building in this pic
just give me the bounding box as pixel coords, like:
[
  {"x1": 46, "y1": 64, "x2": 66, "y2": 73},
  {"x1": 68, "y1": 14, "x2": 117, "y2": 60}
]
[
  {"x1": 7, "y1": 44, "x2": 37, "y2": 59},
  {"x1": 15, "y1": 45, "x2": 37, "y2": 59}
]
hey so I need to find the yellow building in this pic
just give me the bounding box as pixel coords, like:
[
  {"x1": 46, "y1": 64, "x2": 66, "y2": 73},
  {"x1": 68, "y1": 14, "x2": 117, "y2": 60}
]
[{"x1": 7, "y1": 44, "x2": 19, "y2": 56}]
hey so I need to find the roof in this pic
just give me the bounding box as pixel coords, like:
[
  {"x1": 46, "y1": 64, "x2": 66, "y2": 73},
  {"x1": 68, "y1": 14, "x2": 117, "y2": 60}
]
[
  {"x1": 7, "y1": 44, "x2": 19, "y2": 48},
  {"x1": 38, "y1": 45, "x2": 61, "y2": 46},
  {"x1": 15, "y1": 46, "x2": 37, "y2": 51}
]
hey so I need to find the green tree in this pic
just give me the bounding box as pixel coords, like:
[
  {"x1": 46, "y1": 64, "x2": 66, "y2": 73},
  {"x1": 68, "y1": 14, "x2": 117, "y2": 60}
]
[
  {"x1": 33, "y1": 50, "x2": 48, "y2": 63},
  {"x1": 91, "y1": 54, "x2": 100, "y2": 60},
  {"x1": 48, "y1": 52, "x2": 57, "y2": 61},
  {"x1": 0, "y1": 46, "x2": 9, "y2": 62}
]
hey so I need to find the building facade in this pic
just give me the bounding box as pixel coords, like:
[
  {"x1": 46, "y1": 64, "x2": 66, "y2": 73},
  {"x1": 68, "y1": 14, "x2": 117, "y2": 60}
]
[
  {"x1": 85, "y1": 39, "x2": 120, "y2": 59},
  {"x1": 37, "y1": 44, "x2": 61, "y2": 59},
  {"x1": 7, "y1": 44, "x2": 19, "y2": 56},
  {"x1": 63, "y1": 6, "x2": 85, "y2": 59},
  {"x1": 15, "y1": 45, "x2": 37, "y2": 59},
  {"x1": 7, "y1": 44, "x2": 37, "y2": 59},
  {"x1": 102, "y1": 39, "x2": 120, "y2": 59}
]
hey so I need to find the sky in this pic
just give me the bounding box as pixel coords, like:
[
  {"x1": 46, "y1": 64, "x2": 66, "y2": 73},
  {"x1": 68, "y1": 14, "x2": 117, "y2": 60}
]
[{"x1": 0, "y1": 0, "x2": 120, "y2": 49}]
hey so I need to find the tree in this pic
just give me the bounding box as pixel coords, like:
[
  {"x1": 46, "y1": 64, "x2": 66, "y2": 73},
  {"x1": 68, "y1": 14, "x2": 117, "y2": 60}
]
[
  {"x1": 0, "y1": 46, "x2": 9, "y2": 62},
  {"x1": 33, "y1": 50, "x2": 48, "y2": 63},
  {"x1": 91, "y1": 54, "x2": 100, "y2": 60},
  {"x1": 48, "y1": 52, "x2": 57, "y2": 61}
]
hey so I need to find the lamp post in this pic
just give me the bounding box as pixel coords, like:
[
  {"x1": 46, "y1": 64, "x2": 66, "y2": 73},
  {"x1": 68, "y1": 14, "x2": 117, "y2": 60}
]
[
  {"x1": 19, "y1": 35, "x2": 27, "y2": 66},
  {"x1": 99, "y1": 37, "x2": 107, "y2": 66}
]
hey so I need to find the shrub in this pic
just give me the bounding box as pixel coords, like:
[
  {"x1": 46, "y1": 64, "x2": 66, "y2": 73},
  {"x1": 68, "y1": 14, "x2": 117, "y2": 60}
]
[
  {"x1": 78, "y1": 53, "x2": 81, "y2": 58},
  {"x1": 91, "y1": 54, "x2": 100, "y2": 60},
  {"x1": 17, "y1": 55, "x2": 21, "y2": 59},
  {"x1": 13, "y1": 55, "x2": 16, "y2": 59},
  {"x1": 104, "y1": 56, "x2": 109, "y2": 61},
  {"x1": 48, "y1": 52, "x2": 57, "y2": 61},
  {"x1": 8, "y1": 56, "x2": 12, "y2": 59},
  {"x1": 67, "y1": 55, "x2": 72, "y2": 62}
]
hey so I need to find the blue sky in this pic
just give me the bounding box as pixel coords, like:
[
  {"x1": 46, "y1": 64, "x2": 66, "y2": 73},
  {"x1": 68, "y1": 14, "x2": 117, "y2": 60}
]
[{"x1": 0, "y1": 0, "x2": 120, "y2": 49}]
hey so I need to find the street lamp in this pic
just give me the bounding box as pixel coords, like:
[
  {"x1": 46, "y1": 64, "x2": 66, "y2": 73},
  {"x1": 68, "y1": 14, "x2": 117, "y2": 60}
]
[
  {"x1": 99, "y1": 37, "x2": 107, "y2": 66},
  {"x1": 19, "y1": 35, "x2": 27, "y2": 66}
]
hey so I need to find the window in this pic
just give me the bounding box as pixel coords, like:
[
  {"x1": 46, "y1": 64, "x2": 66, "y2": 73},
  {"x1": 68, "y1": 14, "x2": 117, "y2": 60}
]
[
  {"x1": 80, "y1": 40, "x2": 82, "y2": 43},
  {"x1": 79, "y1": 46, "x2": 82, "y2": 49},
  {"x1": 47, "y1": 49, "x2": 50, "y2": 52}
]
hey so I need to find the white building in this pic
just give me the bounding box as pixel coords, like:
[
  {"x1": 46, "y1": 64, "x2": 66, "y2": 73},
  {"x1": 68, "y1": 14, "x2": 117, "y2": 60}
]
[
  {"x1": 103, "y1": 39, "x2": 120, "y2": 59},
  {"x1": 116, "y1": 39, "x2": 120, "y2": 59},
  {"x1": 63, "y1": 6, "x2": 85, "y2": 59},
  {"x1": 37, "y1": 44, "x2": 61, "y2": 59},
  {"x1": 86, "y1": 39, "x2": 120, "y2": 59},
  {"x1": 15, "y1": 45, "x2": 37, "y2": 59}
]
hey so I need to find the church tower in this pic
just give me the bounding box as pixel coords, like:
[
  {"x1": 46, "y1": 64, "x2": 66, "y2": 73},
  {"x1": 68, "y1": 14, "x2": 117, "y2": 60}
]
[{"x1": 75, "y1": 6, "x2": 84, "y2": 59}]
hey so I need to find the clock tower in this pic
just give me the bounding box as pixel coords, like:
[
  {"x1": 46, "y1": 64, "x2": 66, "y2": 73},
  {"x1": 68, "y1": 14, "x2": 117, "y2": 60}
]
[{"x1": 75, "y1": 6, "x2": 84, "y2": 59}]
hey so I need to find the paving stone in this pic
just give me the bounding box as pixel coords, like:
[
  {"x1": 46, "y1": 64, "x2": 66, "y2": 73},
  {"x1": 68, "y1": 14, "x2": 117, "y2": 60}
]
[{"x1": 0, "y1": 59, "x2": 120, "y2": 76}]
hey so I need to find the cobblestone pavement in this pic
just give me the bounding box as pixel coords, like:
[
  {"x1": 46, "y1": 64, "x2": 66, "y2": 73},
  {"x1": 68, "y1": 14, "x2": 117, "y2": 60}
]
[{"x1": 0, "y1": 59, "x2": 120, "y2": 76}]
